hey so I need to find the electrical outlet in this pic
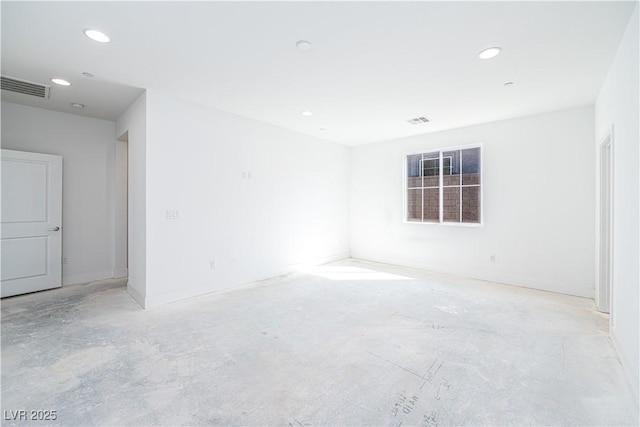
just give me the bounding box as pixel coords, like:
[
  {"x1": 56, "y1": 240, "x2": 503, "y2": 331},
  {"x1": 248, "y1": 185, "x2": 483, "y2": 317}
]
[
  {"x1": 490, "y1": 254, "x2": 496, "y2": 262},
  {"x1": 62, "y1": 257, "x2": 68, "y2": 264},
  {"x1": 209, "y1": 259, "x2": 216, "y2": 270}
]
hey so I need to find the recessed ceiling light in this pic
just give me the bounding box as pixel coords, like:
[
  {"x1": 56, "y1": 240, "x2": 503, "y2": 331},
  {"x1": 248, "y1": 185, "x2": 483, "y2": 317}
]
[
  {"x1": 82, "y1": 72, "x2": 94, "y2": 78},
  {"x1": 51, "y1": 78, "x2": 71, "y2": 86},
  {"x1": 84, "y1": 29, "x2": 110, "y2": 43},
  {"x1": 504, "y1": 81, "x2": 514, "y2": 86},
  {"x1": 296, "y1": 40, "x2": 312, "y2": 51},
  {"x1": 478, "y1": 47, "x2": 502, "y2": 59},
  {"x1": 70, "y1": 103, "x2": 85, "y2": 108},
  {"x1": 301, "y1": 111, "x2": 313, "y2": 117}
]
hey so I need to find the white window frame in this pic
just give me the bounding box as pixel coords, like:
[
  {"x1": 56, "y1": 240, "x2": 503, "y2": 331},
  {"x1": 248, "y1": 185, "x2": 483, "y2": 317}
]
[
  {"x1": 420, "y1": 155, "x2": 452, "y2": 177},
  {"x1": 403, "y1": 143, "x2": 484, "y2": 227}
]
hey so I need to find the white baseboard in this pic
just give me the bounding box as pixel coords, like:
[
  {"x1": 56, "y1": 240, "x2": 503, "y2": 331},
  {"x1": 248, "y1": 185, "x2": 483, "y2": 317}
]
[
  {"x1": 283, "y1": 251, "x2": 351, "y2": 272},
  {"x1": 63, "y1": 270, "x2": 113, "y2": 286},
  {"x1": 113, "y1": 268, "x2": 128, "y2": 278},
  {"x1": 126, "y1": 284, "x2": 146, "y2": 309},
  {"x1": 316, "y1": 251, "x2": 351, "y2": 265},
  {"x1": 611, "y1": 327, "x2": 640, "y2": 406},
  {"x1": 143, "y1": 251, "x2": 351, "y2": 309},
  {"x1": 144, "y1": 282, "x2": 219, "y2": 309},
  {"x1": 349, "y1": 252, "x2": 593, "y2": 298}
]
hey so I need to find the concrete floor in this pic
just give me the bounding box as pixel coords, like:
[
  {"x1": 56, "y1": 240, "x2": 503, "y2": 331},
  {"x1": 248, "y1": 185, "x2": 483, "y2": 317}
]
[{"x1": 1, "y1": 259, "x2": 638, "y2": 426}]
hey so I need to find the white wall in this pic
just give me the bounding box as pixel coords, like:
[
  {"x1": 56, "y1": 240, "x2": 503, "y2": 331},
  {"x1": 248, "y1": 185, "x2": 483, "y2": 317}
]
[
  {"x1": 141, "y1": 91, "x2": 349, "y2": 307},
  {"x1": 1, "y1": 102, "x2": 117, "y2": 285},
  {"x1": 350, "y1": 106, "x2": 595, "y2": 298},
  {"x1": 115, "y1": 92, "x2": 147, "y2": 306},
  {"x1": 595, "y1": 4, "x2": 639, "y2": 402}
]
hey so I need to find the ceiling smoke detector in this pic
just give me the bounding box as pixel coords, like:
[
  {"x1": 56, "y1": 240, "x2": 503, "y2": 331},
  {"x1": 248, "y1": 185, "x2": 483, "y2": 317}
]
[
  {"x1": 407, "y1": 116, "x2": 430, "y2": 125},
  {"x1": 1, "y1": 75, "x2": 50, "y2": 98},
  {"x1": 296, "y1": 40, "x2": 312, "y2": 50}
]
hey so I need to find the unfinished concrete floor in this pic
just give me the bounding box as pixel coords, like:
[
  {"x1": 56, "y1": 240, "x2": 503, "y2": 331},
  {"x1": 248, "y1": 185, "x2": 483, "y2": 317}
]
[{"x1": 2, "y1": 259, "x2": 638, "y2": 426}]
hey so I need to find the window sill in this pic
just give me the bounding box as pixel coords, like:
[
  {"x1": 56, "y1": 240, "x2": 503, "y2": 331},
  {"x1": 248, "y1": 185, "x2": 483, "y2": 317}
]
[{"x1": 403, "y1": 220, "x2": 484, "y2": 227}]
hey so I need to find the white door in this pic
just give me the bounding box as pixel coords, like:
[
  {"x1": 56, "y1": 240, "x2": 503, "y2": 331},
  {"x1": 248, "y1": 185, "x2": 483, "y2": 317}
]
[{"x1": 1, "y1": 149, "x2": 63, "y2": 297}]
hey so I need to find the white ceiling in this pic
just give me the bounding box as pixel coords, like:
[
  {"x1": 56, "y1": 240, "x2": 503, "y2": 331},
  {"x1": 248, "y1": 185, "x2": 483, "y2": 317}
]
[{"x1": 1, "y1": 1, "x2": 636, "y2": 145}]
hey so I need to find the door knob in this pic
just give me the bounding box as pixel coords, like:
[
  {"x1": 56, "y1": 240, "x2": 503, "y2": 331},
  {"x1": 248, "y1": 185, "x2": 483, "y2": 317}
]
[{"x1": 48, "y1": 226, "x2": 60, "y2": 231}]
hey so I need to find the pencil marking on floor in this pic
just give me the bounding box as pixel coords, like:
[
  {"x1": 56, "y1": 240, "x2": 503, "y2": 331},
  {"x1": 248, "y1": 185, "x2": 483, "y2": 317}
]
[
  {"x1": 391, "y1": 392, "x2": 418, "y2": 418},
  {"x1": 367, "y1": 351, "x2": 424, "y2": 379},
  {"x1": 435, "y1": 380, "x2": 451, "y2": 400},
  {"x1": 421, "y1": 411, "x2": 438, "y2": 427},
  {"x1": 420, "y1": 359, "x2": 444, "y2": 390},
  {"x1": 288, "y1": 419, "x2": 310, "y2": 427}
]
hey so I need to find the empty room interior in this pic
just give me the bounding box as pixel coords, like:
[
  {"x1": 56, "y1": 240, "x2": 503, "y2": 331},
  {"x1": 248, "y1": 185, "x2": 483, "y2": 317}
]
[{"x1": 1, "y1": 1, "x2": 639, "y2": 426}]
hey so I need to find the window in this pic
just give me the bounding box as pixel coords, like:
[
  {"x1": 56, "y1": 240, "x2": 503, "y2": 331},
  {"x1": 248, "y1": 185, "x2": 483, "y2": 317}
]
[
  {"x1": 421, "y1": 156, "x2": 452, "y2": 177},
  {"x1": 406, "y1": 146, "x2": 482, "y2": 224}
]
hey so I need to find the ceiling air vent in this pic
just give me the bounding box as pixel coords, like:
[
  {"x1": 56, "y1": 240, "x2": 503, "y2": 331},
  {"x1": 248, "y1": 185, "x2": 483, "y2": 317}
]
[
  {"x1": 1, "y1": 75, "x2": 50, "y2": 99},
  {"x1": 407, "y1": 116, "x2": 430, "y2": 125}
]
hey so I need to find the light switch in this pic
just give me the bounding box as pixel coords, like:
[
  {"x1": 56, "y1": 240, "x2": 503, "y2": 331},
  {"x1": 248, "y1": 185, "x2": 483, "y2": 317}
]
[{"x1": 166, "y1": 209, "x2": 181, "y2": 220}]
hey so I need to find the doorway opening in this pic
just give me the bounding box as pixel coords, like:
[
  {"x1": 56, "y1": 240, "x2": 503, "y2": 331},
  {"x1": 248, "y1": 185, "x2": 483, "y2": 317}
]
[
  {"x1": 598, "y1": 133, "x2": 613, "y2": 320},
  {"x1": 115, "y1": 131, "x2": 129, "y2": 281}
]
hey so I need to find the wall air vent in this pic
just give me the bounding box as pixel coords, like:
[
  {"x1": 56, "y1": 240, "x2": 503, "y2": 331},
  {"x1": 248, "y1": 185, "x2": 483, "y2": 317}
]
[
  {"x1": 407, "y1": 116, "x2": 430, "y2": 125},
  {"x1": 1, "y1": 75, "x2": 50, "y2": 99}
]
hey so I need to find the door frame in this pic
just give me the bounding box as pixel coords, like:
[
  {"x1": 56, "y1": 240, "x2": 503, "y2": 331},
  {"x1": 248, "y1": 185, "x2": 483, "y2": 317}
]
[
  {"x1": 597, "y1": 130, "x2": 614, "y2": 318},
  {"x1": 114, "y1": 132, "x2": 129, "y2": 279}
]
